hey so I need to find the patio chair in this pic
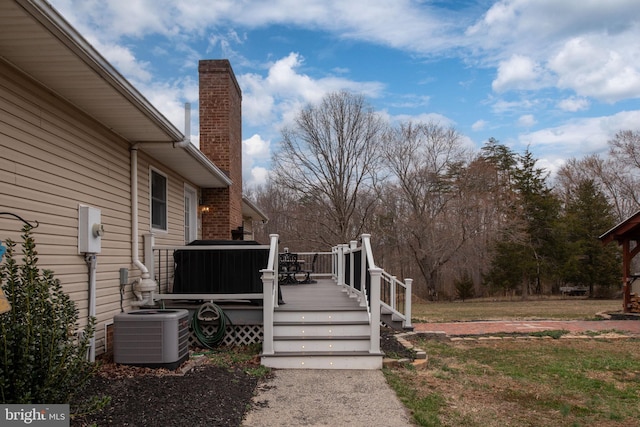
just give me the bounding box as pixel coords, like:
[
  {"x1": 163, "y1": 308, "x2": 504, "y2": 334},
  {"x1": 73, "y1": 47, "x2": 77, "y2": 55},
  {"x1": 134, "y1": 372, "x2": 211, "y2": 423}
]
[
  {"x1": 279, "y1": 252, "x2": 299, "y2": 284},
  {"x1": 298, "y1": 253, "x2": 318, "y2": 284}
]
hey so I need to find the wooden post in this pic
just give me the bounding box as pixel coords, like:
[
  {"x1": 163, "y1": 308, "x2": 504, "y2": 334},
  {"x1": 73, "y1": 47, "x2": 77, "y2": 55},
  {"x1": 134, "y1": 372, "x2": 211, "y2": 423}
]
[{"x1": 623, "y1": 240, "x2": 630, "y2": 312}]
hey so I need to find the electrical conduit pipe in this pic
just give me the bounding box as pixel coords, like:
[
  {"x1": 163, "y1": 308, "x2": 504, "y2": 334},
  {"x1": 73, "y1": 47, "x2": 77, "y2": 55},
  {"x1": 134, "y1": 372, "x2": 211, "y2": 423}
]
[{"x1": 85, "y1": 253, "x2": 97, "y2": 362}]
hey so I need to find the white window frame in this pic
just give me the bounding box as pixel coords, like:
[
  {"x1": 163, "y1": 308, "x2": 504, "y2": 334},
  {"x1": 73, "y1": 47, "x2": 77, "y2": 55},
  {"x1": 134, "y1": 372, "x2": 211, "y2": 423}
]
[
  {"x1": 184, "y1": 184, "x2": 198, "y2": 243},
  {"x1": 150, "y1": 168, "x2": 168, "y2": 233}
]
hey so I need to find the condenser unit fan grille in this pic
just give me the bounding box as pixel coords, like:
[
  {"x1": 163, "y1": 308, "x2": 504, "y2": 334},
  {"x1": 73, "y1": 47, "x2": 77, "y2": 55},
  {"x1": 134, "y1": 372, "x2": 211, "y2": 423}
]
[{"x1": 113, "y1": 309, "x2": 190, "y2": 369}]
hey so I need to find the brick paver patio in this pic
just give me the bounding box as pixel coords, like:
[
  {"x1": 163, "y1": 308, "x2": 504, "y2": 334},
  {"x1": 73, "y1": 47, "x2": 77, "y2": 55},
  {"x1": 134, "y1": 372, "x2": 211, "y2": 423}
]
[{"x1": 413, "y1": 320, "x2": 640, "y2": 336}]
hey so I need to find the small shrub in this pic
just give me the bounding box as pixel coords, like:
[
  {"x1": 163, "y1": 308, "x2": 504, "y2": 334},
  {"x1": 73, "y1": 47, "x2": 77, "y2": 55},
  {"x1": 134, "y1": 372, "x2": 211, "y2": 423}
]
[{"x1": 0, "y1": 225, "x2": 95, "y2": 403}]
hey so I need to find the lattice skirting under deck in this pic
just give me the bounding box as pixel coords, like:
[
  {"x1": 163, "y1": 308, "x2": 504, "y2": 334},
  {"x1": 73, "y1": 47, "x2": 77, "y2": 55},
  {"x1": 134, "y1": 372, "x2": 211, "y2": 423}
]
[{"x1": 189, "y1": 322, "x2": 263, "y2": 347}]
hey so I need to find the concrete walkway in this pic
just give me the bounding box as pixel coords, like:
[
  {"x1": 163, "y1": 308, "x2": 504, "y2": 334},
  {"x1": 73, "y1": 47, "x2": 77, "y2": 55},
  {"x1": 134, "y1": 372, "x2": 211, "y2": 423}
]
[
  {"x1": 241, "y1": 369, "x2": 413, "y2": 427},
  {"x1": 241, "y1": 319, "x2": 640, "y2": 426}
]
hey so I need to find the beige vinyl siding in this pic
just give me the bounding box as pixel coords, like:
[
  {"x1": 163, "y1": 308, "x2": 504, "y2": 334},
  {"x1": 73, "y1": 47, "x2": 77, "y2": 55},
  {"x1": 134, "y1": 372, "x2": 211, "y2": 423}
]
[
  {"x1": 0, "y1": 61, "x2": 132, "y2": 354},
  {"x1": 135, "y1": 151, "x2": 195, "y2": 248},
  {"x1": 0, "y1": 60, "x2": 201, "y2": 355}
]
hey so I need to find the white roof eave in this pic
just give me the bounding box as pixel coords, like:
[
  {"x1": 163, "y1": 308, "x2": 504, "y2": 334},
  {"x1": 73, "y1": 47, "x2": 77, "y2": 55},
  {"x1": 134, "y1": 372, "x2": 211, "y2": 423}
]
[{"x1": 3, "y1": 0, "x2": 230, "y2": 189}]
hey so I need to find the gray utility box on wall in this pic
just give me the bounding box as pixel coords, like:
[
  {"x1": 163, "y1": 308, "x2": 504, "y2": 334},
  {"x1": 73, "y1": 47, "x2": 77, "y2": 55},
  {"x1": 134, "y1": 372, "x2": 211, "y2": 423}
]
[{"x1": 113, "y1": 309, "x2": 190, "y2": 369}]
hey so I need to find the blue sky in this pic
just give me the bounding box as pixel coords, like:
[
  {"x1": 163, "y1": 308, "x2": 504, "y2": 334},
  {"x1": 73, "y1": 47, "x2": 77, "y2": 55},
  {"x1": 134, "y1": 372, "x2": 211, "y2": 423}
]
[{"x1": 49, "y1": 0, "x2": 640, "y2": 188}]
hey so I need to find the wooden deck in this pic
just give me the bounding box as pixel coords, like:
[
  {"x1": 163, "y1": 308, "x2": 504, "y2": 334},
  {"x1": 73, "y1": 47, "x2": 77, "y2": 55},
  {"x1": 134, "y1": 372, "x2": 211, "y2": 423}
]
[{"x1": 278, "y1": 279, "x2": 365, "y2": 311}]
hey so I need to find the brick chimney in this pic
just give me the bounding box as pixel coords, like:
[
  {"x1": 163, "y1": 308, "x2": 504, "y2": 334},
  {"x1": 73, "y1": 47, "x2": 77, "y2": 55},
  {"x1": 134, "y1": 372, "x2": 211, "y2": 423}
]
[{"x1": 199, "y1": 59, "x2": 243, "y2": 240}]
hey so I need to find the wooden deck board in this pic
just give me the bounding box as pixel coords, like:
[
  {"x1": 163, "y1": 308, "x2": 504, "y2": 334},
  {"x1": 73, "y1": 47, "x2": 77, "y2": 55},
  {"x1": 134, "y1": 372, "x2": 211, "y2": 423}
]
[{"x1": 278, "y1": 279, "x2": 364, "y2": 311}]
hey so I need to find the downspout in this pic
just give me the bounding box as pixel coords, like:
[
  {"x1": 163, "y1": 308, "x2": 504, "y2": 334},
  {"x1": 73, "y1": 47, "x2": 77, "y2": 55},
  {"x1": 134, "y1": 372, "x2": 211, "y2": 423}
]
[
  {"x1": 130, "y1": 145, "x2": 156, "y2": 307},
  {"x1": 129, "y1": 103, "x2": 191, "y2": 306}
]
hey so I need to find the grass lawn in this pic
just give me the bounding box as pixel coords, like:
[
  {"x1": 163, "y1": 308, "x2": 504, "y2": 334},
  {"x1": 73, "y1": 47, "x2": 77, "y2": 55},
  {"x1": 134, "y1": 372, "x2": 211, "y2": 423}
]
[
  {"x1": 385, "y1": 337, "x2": 640, "y2": 427},
  {"x1": 412, "y1": 298, "x2": 622, "y2": 323},
  {"x1": 387, "y1": 298, "x2": 639, "y2": 426}
]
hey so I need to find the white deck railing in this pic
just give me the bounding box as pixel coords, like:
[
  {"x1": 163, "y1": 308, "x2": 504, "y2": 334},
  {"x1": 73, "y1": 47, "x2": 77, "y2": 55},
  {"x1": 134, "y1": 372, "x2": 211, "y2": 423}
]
[
  {"x1": 147, "y1": 233, "x2": 412, "y2": 355},
  {"x1": 333, "y1": 235, "x2": 412, "y2": 328},
  {"x1": 329, "y1": 234, "x2": 413, "y2": 353}
]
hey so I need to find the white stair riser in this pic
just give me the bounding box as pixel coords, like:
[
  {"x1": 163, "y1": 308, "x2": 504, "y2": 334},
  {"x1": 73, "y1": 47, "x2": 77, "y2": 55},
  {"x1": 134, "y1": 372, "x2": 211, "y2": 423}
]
[
  {"x1": 274, "y1": 311, "x2": 368, "y2": 323},
  {"x1": 261, "y1": 355, "x2": 382, "y2": 370},
  {"x1": 273, "y1": 339, "x2": 370, "y2": 352},
  {"x1": 274, "y1": 323, "x2": 370, "y2": 337}
]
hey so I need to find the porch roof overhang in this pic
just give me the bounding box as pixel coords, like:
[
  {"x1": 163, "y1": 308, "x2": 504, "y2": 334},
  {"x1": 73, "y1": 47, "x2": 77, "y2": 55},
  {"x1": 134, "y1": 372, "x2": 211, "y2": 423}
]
[
  {"x1": 0, "y1": 0, "x2": 230, "y2": 188},
  {"x1": 242, "y1": 197, "x2": 269, "y2": 223},
  {"x1": 599, "y1": 209, "x2": 640, "y2": 245}
]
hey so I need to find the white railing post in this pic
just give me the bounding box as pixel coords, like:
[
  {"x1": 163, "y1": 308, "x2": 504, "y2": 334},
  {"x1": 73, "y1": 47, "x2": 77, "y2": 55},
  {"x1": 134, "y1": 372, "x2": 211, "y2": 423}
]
[
  {"x1": 331, "y1": 246, "x2": 340, "y2": 284},
  {"x1": 350, "y1": 240, "x2": 358, "y2": 293},
  {"x1": 261, "y1": 233, "x2": 279, "y2": 356},
  {"x1": 369, "y1": 267, "x2": 382, "y2": 353},
  {"x1": 267, "y1": 234, "x2": 280, "y2": 308},
  {"x1": 261, "y1": 268, "x2": 275, "y2": 355},
  {"x1": 360, "y1": 234, "x2": 375, "y2": 268},
  {"x1": 390, "y1": 275, "x2": 397, "y2": 311},
  {"x1": 404, "y1": 278, "x2": 413, "y2": 329},
  {"x1": 337, "y1": 244, "x2": 347, "y2": 287}
]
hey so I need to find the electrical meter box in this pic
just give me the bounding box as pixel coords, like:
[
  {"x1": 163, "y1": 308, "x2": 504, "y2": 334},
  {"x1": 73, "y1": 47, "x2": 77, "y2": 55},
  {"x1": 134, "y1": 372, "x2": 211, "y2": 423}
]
[{"x1": 78, "y1": 205, "x2": 102, "y2": 254}]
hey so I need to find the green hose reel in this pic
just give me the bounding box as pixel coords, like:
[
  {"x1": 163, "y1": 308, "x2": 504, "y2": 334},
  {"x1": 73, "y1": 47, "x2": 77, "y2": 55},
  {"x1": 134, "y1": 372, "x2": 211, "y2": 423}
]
[{"x1": 191, "y1": 302, "x2": 232, "y2": 349}]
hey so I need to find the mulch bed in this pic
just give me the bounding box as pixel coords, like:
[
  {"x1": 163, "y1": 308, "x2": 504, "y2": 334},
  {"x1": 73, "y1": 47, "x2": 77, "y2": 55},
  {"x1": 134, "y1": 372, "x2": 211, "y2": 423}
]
[
  {"x1": 71, "y1": 363, "x2": 259, "y2": 427},
  {"x1": 71, "y1": 328, "x2": 411, "y2": 426}
]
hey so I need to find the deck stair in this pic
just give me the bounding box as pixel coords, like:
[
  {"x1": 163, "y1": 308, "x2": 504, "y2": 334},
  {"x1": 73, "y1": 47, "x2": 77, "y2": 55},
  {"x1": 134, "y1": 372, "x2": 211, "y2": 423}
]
[
  {"x1": 381, "y1": 308, "x2": 413, "y2": 332},
  {"x1": 261, "y1": 280, "x2": 383, "y2": 369}
]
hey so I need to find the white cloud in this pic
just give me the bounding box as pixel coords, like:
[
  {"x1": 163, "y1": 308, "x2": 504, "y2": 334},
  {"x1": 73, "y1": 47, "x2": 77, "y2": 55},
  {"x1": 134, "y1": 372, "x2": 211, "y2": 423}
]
[
  {"x1": 536, "y1": 156, "x2": 566, "y2": 179},
  {"x1": 468, "y1": 1, "x2": 640, "y2": 103},
  {"x1": 549, "y1": 36, "x2": 640, "y2": 103},
  {"x1": 243, "y1": 134, "x2": 270, "y2": 158},
  {"x1": 247, "y1": 166, "x2": 270, "y2": 188},
  {"x1": 557, "y1": 97, "x2": 590, "y2": 112},
  {"x1": 492, "y1": 55, "x2": 549, "y2": 93},
  {"x1": 85, "y1": 38, "x2": 154, "y2": 83},
  {"x1": 132, "y1": 77, "x2": 199, "y2": 133},
  {"x1": 389, "y1": 112, "x2": 456, "y2": 128},
  {"x1": 472, "y1": 120, "x2": 487, "y2": 131},
  {"x1": 242, "y1": 134, "x2": 271, "y2": 188},
  {"x1": 239, "y1": 52, "x2": 384, "y2": 131},
  {"x1": 491, "y1": 97, "x2": 539, "y2": 114},
  {"x1": 518, "y1": 110, "x2": 640, "y2": 157},
  {"x1": 46, "y1": 0, "x2": 640, "y2": 184},
  {"x1": 51, "y1": 0, "x2": 458, "y2": 52},
  {"x1": 517, "y1": 114, "x2": 536, "y2": 128}
]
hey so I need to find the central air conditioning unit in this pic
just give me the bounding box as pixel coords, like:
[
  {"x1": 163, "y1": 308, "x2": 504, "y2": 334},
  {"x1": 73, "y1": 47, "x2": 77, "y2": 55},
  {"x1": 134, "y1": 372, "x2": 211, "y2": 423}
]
[{"x1": 113, "y1": 309, "x2": 190, "y2": 369}]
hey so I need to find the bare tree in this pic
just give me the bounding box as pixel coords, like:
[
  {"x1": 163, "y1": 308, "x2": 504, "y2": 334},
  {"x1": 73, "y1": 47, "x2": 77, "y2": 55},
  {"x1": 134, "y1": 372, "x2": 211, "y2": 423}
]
[
  {"x1": 272, "y1": 91, "x2": 385, "y2": 245},
  {"x1": 382, "y1": 121, "x2": 474, "y2": 298},
  {"x1": 607, "y1": 130, "x2": 640, "y2": 218},
  {"x1": 556, "y1": 154, "x2": 639, "y2": 222}
]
